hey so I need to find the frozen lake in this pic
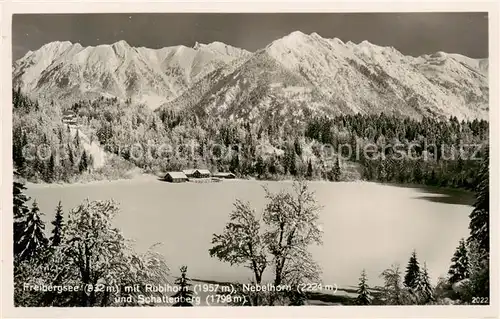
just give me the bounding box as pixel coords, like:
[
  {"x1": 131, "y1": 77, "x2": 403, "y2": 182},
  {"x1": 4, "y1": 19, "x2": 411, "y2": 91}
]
[{"x1": 25, "y1": 178, "x2": 473, "y2": 290}]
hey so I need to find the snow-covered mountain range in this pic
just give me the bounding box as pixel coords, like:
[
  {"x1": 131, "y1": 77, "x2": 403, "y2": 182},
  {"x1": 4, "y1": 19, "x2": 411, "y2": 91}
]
[
  {"x1": 13, "y1": 31, "x2": 488, "y2": 120},
  {"x1": 13, "y1": 40, "x2": 250, "y2": 108}
]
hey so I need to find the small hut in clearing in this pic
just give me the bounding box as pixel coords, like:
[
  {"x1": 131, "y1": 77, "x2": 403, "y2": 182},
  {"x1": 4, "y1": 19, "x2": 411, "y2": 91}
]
[
  {"x1": 164, "y1": 172, "x2": 188, "y2": 183},
  {"x1": 193, "y1": 169, "x2": 211, "y2": 179},
  {"x1": 213, "y1": 172, "x2": 236, "y2": 179},
  {"x1": 62, "y1": 110, "x2": 77, "y2": 125},
  {"x1": 182, "y1": 169, "x2": 196, "y2": 178}
]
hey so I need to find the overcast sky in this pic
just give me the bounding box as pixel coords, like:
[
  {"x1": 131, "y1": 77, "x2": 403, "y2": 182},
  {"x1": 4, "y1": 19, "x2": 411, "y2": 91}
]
[{"x1": 13, "y1": 13, "x2": 488, "y2": 60}]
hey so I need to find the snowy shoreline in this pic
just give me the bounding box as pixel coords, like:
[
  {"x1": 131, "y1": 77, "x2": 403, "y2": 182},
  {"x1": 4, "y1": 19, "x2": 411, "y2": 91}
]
[{"x1": 24, "y1": 173, "x2": 371, "y2": 189}]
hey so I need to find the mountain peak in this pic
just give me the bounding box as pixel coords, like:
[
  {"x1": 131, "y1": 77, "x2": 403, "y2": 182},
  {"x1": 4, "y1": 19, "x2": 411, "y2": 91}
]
[
  {"x1": 112, "y1": 40, "x2": 131, "y2": 48},
  {"x1": 288, "y1": 30, "x2": 307, "y2": 37},
  {"x1": 270, "y1": 31, "x2": 333, "y2": 48},
  {"x1": 283, "y1": 30, "x2": 311, "y2": 42},
  {"x1": 330, "y1": 37, "x2": 345, "y2": 45},
  {"x1": 191, "y1": 41, "x2": 250, "y2": 58},
  {"x1": 266, "y1": 31, "x2": 311, "y2": 50},
  {"x1": 430, "y1": 51, "x2": 448, "y2": 58},
  {"x1": 39, "y1": 40, "x2": 74, "y2": 51},
  {"x1": 17, "y1": 41, "x2": 75, "y2": 61},
  {"x1": 44, "y1": 40, "x2": 73, "y2": 46}
]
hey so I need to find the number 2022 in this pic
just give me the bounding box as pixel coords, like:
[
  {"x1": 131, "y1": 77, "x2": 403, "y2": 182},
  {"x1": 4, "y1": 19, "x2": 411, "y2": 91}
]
[{"x1": 472, "y1": 297, "x2": 489, "y2": 304}]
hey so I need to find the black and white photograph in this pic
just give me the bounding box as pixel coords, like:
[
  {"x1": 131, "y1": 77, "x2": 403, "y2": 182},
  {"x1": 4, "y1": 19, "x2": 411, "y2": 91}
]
[{"x1": 3, "y1": 4, "x2": 497, "y2": 314}]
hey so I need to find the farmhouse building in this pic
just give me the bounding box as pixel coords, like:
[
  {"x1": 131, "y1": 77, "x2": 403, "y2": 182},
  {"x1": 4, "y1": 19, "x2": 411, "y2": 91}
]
[
  {"x1": 164, "y1": 172, "x2": 188, "y2": 183},
  {"x1": 182, "y1": 169, "x2": 196, "y2": 178},
  {"x1": 213, "y1": 172, "x2": 236, "y2": 179},
  {"x1": 193, "y1": 169, "x2": 211, "y2": 178},
  {"x1": 62, "y1": 110, "x2": 77, "y2": 125}
]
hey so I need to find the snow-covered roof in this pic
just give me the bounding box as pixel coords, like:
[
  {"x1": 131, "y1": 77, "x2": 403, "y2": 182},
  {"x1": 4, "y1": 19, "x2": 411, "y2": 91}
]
[
  {"x1": 165, "y1": 172, "x2": 188, "y2": 179},
  {"x1": 182, "y1": 169, "x2": 196, "y2": 175},
  {"x1": 195, "y1": 169, "x2": 211, "y2": 175}
]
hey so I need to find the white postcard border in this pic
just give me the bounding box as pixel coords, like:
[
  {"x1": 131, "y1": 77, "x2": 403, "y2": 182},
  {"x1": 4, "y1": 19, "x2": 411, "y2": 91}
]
[{"x1": 1, "y1": 1, "x2": 498, "y2": 318}]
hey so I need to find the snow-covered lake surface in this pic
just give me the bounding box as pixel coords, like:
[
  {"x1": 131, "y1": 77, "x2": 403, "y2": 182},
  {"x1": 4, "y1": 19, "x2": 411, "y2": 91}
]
[{"x1": 26, "y1": 179, "x2": 473, "y2": 289}]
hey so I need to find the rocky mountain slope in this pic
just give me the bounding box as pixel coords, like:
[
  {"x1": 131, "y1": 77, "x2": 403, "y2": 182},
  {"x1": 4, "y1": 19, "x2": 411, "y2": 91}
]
[
  {"x1": 164, "y1": 31, "x2": 488, "y2": 122},
  {"x1": 13, "y1": 40, "x2": 250, "y2": 108},
  {"x1": 13, "y1": 31, "x2": 488, "y2": 120}
]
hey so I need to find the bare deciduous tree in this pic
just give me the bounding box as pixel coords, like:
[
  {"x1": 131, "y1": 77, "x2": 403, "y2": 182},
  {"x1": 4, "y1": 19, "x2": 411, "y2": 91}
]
[
  {"x1": 209, "y1": 200, "x2": 268, "y2": 285},
  {"x1": 263, "y1": 180, "x2": 323, "y2": 291},
  {"x1": 380, "y1": 263, "x2": 403, "y2": 305},
  {"x1": 210, "y1": 180, "x2": 323, "y2": 306}
]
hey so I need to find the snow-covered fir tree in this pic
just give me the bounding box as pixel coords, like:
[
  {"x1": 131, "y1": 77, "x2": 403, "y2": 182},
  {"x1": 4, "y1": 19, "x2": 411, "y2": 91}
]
[
  {"x1": 18, "y1": 200, "x2": 48, "y2": 260},
  {"x1": 448, "y1": 238, "x2": 469, "y2": 284},
  {"x1": 332, "y1": 157, "x2": 341, "y2": 181},
  {"x1": 172, "y1": 266, "x2": 194, "y2": 306},
  {"x1": 50, "y1": 201, "x2": 64, "y2": 246},
  {"x1": 416, "y1": 262, "x2": 434, "y2": 304},
  {"x1": 79, "y1": 149, "x2": 88, "y2": 172},
  {"x1": 306, "y1": 159, "x2": 313, "y2": 178},
  {"x1": 13, "y1": 174, "x2": 31, "y2": 258},
  {"x1": 466, "y1": 148, "x2": 490, "y2": 298},
  {"x1": 468, "y1": 147, "x2": 489, "y2": 255},
  {"x1": 356, "y1": 269, "x2": 371, "y2": 305},
  {"x1": 404, "y1": 250, "x2": 421, "y2": 290}
]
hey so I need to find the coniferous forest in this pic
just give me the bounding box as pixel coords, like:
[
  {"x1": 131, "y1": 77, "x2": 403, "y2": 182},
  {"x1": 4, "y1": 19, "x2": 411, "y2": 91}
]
[{"x1": 13, "y1": 88, "x2": 488, "y2": 189}]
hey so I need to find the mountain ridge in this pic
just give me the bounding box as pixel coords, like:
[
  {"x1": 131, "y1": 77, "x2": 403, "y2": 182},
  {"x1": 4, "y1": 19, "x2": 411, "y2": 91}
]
[
  {"x1": 159, "y1": 31, "x2": 488, "y2": 122},
  {"x1": 13, "y1": 32, "x2": 488, "y2": 120},
  {"x1": 13, "y1": 39, "x2": 251, "y2": 108}
]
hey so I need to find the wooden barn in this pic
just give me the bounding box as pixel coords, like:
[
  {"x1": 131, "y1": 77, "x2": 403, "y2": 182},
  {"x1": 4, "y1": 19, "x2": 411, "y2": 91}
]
[
  {"x1": 62, "y1": 110, "x2": 77, "y2": 125},
  {"x1": 193, "y1": 169, "x2": 211, "y2": 178},
  {"x1": 164, "y1": 172, "x2": 188, "y2": 183},
  {"x1": 213, "y1": 172, "x2": 236, "y2": 179},
  {"x1": 182, "y1": 169, "x2": 196, "y2": 178}
]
